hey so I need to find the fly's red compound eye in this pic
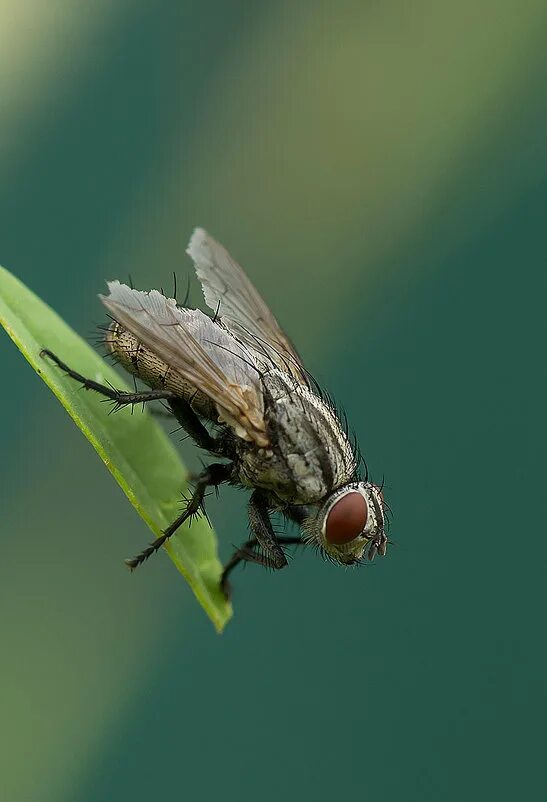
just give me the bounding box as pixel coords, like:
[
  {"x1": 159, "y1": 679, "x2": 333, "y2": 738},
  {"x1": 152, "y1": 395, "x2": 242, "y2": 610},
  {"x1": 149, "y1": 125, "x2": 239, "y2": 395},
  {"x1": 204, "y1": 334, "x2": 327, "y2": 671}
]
[{"x1": 325, "y1": 491, "x2": 368, "y2": 545}]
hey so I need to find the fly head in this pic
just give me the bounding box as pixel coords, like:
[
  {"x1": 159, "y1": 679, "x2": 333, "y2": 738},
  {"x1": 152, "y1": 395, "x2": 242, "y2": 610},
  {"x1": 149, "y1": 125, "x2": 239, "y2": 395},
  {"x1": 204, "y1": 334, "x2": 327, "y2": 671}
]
[{"x1": 305, "y1": 482, "x2": 387, "y2": 564}]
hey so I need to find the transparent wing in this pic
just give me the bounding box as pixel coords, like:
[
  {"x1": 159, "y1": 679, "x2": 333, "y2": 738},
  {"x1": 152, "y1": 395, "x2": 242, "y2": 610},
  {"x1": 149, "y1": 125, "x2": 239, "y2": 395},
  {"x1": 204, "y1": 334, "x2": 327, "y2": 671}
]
[
  {"x1": 101, "y1": 281, "x2": 269, "y2": 446},
  {"x1": 186, "y1": 228, "x2": 309, "y2": 385}
]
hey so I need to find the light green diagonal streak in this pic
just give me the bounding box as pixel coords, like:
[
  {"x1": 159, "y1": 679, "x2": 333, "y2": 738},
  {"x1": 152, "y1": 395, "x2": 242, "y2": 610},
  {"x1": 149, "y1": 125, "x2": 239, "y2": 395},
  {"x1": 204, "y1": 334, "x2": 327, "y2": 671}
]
[{"x1": 110, "y1": 0, "x2": 546, "y2": 361}]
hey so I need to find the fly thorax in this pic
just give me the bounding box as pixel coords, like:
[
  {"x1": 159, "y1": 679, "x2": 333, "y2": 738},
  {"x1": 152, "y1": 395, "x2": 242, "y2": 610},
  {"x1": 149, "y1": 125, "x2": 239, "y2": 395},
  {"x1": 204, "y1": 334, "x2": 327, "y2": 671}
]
[{"x1": 259, "y1": 371, "x2": 357, "y2": 503}]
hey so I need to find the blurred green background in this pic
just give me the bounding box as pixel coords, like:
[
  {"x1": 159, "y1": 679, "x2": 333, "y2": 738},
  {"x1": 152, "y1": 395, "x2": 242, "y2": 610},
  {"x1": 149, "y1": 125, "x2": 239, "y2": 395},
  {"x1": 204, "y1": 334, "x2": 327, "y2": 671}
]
[{"x1": 1, "y1": 2, "x2": 546, "y2": 801}]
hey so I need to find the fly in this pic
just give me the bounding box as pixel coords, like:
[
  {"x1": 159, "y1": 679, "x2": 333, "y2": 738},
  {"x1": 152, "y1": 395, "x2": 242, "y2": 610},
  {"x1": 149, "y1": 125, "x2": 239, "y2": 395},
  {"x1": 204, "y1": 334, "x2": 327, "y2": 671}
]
[{"x1": 42, "y1": 229, "x2": 388, "y2": 597}]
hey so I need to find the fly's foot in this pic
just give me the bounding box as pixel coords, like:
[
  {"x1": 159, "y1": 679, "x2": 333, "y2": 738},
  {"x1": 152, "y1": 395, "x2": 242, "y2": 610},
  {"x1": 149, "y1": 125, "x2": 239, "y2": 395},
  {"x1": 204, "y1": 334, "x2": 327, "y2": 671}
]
[{"x1": 220, "y1": 574, "x2": 232, "y2": 602}]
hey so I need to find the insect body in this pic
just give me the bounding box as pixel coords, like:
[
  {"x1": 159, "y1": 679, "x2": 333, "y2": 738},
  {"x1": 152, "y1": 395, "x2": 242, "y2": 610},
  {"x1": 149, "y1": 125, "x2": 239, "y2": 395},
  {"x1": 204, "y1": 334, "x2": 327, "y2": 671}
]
[{"x1": 42, "y1": 229, "x2": 388, "y2": 596}]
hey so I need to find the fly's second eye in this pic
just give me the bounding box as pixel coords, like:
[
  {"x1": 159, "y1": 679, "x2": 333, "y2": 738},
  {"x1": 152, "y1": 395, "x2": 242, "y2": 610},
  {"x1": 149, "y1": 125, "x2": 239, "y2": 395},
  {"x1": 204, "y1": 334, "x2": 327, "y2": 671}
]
[{"x1": 325, "y1": 491, "x2": 368, "y2": 545}]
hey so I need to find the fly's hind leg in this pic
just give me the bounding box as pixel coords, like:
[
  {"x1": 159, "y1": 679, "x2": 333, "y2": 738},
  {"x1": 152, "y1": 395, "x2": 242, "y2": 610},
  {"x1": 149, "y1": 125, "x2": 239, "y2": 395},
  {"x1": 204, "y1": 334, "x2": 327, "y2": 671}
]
[
  {"x1": 167, "y1": 397, "x2": 224, "y2": 455},
  {"x1": 41, "y1": 349, "x2": 177, "y2": 409},
  {"x1": 43, "y1": 350, "x2": 226, "y2": 454},
  {"x1": 150, "y1": 407, "x2": 176, "y2": 419},
  {"x1": 125, "y1": 462, "x2": 232, "y2": 570}
]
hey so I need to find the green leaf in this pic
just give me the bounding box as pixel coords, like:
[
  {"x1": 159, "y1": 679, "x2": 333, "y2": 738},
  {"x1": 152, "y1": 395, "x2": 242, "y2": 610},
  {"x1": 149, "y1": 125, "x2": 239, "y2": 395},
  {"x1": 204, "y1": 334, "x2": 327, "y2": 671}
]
[{"x1": 0, "y1": 266, "x2": 232, "y2": 632}]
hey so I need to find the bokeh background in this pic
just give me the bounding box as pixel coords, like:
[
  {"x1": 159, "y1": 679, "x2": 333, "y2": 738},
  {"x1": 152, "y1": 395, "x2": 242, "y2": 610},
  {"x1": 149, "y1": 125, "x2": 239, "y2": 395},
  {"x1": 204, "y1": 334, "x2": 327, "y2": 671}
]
[{"x1": 1, "y1": 2, "x2": 546, "y2": 801}]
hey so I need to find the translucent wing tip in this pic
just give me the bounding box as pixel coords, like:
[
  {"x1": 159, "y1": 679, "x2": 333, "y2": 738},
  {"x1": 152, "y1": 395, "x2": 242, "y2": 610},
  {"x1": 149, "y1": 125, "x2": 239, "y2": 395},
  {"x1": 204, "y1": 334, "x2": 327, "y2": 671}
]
[
  {"x1": 99, "y1": 279, "x2": 128, "y2": 308},
  {"x1": 99, "y1": 281, "x2": 179, "y2": 320},
  {"x1": 100, "y1": 280, "x2": 148, "y2": 301},
  {"x1": 186, "y1": 227, "x2": 210, "y2": 264},
  {"x1": 101, "y1": 279, "x2": 123, "y2": 298}
]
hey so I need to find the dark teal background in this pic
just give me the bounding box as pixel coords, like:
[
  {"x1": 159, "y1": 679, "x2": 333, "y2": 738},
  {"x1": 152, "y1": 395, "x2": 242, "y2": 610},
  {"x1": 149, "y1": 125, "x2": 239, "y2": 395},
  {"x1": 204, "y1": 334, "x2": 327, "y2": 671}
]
[{"x1": 1, "y1": 3, "x2": 546, "y2": 800}]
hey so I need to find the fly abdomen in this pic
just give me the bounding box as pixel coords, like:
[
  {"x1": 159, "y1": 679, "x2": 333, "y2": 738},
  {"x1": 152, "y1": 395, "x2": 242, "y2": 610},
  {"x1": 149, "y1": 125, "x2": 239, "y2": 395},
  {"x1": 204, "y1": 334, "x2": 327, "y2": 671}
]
[{"x1": 105, "y1": 322, "x2": 214, "y2": 416}]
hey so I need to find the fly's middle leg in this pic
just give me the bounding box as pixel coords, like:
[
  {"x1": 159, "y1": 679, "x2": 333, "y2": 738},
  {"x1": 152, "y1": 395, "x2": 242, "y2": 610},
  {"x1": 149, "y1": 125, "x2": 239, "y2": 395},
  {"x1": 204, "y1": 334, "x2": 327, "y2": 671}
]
[
  {"x1": 41, "y1": 349, "x2": 177, "y2": 409},
  {"x1": 125, "y1": 462, "x2": 232, "y2": 570}
]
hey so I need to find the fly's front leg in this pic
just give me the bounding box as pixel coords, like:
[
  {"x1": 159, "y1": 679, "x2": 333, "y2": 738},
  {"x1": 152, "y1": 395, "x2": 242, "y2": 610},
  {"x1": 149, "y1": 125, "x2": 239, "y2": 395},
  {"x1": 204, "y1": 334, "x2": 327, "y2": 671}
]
[
  {"x1": 125, "y1": 462, "x2": 232, "y2": 570},
  {"x1": 41, "y1": 349, "x2": 176, "y2": 409},
  {"x1": 220, "y1": 491, "x2": 290, "y2": 597},
  {"x1": 248, "y1": 490, "x2": 288, "y2": 571},
  {"x1": 284, "y1": 504, "x2": 309, "y2": 526},
  {"x1": 221, "y1": 534, "x2": 304, "y2": 599}
]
